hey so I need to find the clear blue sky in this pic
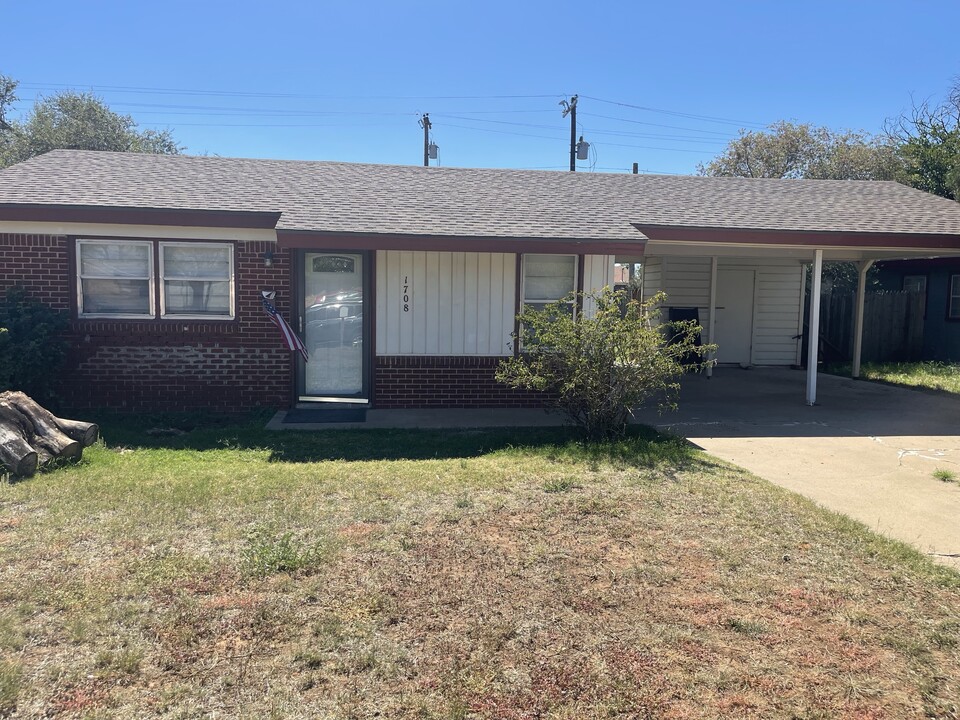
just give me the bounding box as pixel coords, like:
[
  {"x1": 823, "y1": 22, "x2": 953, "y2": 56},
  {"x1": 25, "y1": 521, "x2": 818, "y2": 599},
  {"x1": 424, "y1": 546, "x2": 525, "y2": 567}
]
[{"x1": 4, "y1": 0, "x2": 958, "y2": 175}]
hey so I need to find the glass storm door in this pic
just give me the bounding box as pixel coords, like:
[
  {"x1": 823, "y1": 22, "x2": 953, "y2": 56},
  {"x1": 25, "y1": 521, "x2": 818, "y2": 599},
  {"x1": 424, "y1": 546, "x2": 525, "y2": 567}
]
[{"x1": 300, "y1": 252, "x2": 367, "y2": 401}]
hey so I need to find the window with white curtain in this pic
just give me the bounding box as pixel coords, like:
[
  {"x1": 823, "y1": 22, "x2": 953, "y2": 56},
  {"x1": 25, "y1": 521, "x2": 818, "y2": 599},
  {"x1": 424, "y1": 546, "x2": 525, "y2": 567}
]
[
  {"x1": 160, "y1": 243, "x2": 233, "y2": 318},
  {"x1": 522, "y1": 254, "x2": 577, "y2": 314},
  {"x1": 77, "y1": 240, "x2": 154, "y2": 317},
  {"x1": 76, "y1": 239, "x2": 235, "y2": 319}
]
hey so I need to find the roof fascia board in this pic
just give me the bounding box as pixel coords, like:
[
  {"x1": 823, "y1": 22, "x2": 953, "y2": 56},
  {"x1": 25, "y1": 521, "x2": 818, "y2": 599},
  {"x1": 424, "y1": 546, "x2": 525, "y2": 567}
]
[
  {"x1": 277, "y1": 230, "x2": 646, "y2": 254},
  {"x1": 644, "y1": 239, "x2": 960, "y2": 262},
  {"x1": 0, "y1": 221, "x2": 278, "y2": 243},
  {"x1": 0, "y1": 204, "x2": 282, "y2": 229},
  {"x1": 634, "y1": 224, "x2": 960, "y2": 250}
]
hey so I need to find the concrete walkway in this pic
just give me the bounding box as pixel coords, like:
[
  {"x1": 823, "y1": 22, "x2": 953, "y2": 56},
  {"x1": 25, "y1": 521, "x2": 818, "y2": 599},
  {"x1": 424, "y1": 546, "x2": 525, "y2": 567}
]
[
  {"x1": 634, "y1": 368, "x2": 960, "y2": 571},
  {"x1": 267, "y1": 407, "x2": 567, "y2": 431}
]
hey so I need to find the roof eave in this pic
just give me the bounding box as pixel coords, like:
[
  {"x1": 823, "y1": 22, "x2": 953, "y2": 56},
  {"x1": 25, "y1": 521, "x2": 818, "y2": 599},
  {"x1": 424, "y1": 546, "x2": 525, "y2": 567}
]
[
  {"x1": 633, "y1": 223, "x2": 960, "y2": 250},
  {"x1": 276, "y1": 229, "x2": 646, "y2": 254},
  {"x1": 0, "y1": 203, "x2": 282, "y2": 230}
]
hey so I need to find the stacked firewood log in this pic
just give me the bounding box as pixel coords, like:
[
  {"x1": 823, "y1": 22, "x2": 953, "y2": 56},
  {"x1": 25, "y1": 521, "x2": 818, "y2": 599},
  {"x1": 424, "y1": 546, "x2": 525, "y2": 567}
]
[{"x1": 0, "y1": 392, "x2": 99, "y2": 477}]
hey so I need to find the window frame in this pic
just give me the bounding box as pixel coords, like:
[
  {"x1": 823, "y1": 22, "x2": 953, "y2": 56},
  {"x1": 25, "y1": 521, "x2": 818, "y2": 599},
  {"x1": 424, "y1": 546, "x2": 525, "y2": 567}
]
[
  {"x1": 902, "y1": 274, "x2": 927, "y2": 295},
  {"x1": 158, "y1": 241, "x2": 236, "y2": 320},
  {"x1": 949, "y1": 275, "x2": 960, "y2": 320},
  {"x1": 75, "y1": 238, "x2": 156, "y2": 319},
  {"x1": 520, "y1": 253, "x2": 579, "y2": 315},
  {"x1": 75, "y1": 238, "x2": 236, "y2": 321}
]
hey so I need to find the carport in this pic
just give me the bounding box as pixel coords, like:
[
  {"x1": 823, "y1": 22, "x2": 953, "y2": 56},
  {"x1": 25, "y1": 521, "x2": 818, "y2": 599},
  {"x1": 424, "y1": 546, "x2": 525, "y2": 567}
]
[
  {"x1": 633, "y1": 367, "x2": 960, "y2": 570},
  {"x1": 625, "y1": 179, "x2": 960, "y2": 406}
]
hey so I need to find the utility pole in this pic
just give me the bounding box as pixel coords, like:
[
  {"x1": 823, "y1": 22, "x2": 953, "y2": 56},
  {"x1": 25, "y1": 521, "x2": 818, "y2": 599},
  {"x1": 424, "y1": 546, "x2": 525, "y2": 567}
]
[
  {"x1": 419, "y1": 113, "x2": 432, "y2": 167},
  {"x1": 559, "y1": 95, "x2": 578, "y2": 172}
]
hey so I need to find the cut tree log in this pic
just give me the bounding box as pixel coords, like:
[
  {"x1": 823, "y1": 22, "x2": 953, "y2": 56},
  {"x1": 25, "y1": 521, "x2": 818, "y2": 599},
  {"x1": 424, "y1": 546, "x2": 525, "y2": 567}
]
[
  {"x1": 0, "y1": 403, "x2": 39, "y2": 478},
  {"x1": 0, "y1": 392, "x2": 99, "y2": 478}
]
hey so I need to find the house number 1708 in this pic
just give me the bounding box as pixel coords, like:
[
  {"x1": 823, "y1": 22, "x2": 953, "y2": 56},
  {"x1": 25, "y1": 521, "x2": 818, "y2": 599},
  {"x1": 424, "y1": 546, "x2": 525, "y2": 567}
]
[{"x1": 402, "y1": 276, "x2": 410, "y2": 312}]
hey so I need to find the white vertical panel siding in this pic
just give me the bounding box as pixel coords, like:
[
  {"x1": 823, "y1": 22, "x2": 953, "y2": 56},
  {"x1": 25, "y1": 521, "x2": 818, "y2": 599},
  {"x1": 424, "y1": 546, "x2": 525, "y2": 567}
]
[
  {"x1": 377, "y1": 250, "x2": 516, "y2": 356},
  {"x1": 581, "y1": 254, "x2": 615, "y2": 317},
  {"x1": 648, "y1": 256, "x2": 803, "y2": 365}
]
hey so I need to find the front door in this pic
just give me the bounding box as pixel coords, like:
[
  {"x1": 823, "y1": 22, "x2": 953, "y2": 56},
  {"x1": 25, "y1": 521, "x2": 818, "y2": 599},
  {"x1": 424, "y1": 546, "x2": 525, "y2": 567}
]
[
  {"x1": 714, "y1": 268, "x2": 755, "y2": 365},
  {"x1": 298, "y1": 252, "x2": 369, "y2": 402}
]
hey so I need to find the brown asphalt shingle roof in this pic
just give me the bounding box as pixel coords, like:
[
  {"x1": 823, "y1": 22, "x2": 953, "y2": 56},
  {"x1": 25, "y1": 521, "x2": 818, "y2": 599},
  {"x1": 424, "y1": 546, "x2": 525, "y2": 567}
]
[{"x1": 1, "y1": 149, "x2": 960, "y2": 240}]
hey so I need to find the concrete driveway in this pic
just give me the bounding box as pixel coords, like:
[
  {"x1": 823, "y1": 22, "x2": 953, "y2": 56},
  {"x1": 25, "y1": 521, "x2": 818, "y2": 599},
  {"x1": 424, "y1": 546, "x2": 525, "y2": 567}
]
[{"x1": 634, "y1": 368, "x2": 960, "y2": 571}]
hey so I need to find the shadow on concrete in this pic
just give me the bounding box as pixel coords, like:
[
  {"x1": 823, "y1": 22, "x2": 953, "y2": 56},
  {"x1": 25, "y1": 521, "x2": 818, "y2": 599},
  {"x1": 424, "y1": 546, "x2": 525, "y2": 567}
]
[{"x1": 634, "y1": 367, "x2": 960, "y2": 439}]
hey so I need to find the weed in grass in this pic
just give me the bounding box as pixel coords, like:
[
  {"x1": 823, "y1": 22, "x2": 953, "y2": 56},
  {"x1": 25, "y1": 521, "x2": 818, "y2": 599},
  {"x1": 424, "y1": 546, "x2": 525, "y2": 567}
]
[
  {"x1": 929, "y1": 621, "x2": 959, "y2": 650},
  {"x1": 242, "y1": 525, "x2": 336, "y2": 578},
  {"x1": 293, "y1": 649, "x2": 325, "y2": 670},
  {"x1": 543, "y1": 476, "x2": 577, "y2": 493},
  {"x1": 0, "y1": 660, "x2": 21, "y2": 717},
  {"x1": 0, "y1": 614, "x2": 24, "y2": 652},
  {"x1": 883, "y1": 634, "x2": 933, "y2": 662},
  {"x1": 93, "y1": 647, "x2": 143, "y2": 677},
  {"x1": 725, "y1": 618, "x2": 767, "y2": 637},
  {"x1": 454, "y1": 495, "x2": 473, "y2": 509},
  {"x1": 933, "y1": 468, "x2": 956, "y2": 483},
  {"x1": 64, "y1": 616, "x2": 91, "y2": 644},
  {"x1": 311, "y1": 615, "x2": 349, "y2": 652}
]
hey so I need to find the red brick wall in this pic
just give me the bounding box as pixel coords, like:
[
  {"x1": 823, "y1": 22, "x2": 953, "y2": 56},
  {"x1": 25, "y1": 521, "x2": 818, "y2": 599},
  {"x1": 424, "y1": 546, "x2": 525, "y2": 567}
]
[
  {"x1": 2, "y1": 234, "x2": 552, "y2": 411},
  {"x1": 374, "y1": 356, "x2": 545, "y2": 408},
  {"x1": 0, "y1": 234, "x2": 71, "y2": 310},
  {"x1": 0, "y1": 234, "x2": 294, "y2": 411}
]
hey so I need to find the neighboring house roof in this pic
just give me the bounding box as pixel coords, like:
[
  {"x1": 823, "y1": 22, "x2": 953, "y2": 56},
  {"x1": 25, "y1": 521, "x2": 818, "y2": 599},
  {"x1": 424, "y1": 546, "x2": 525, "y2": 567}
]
[{"x1": 1, "y1": 149, "x2": 960, "y2": 241}]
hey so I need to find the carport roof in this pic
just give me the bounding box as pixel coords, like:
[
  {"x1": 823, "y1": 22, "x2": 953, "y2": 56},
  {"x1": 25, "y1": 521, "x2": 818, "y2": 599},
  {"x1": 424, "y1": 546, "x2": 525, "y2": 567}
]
[{"x1": 1, "y1": 149, "x2": 960, "y2": 244}]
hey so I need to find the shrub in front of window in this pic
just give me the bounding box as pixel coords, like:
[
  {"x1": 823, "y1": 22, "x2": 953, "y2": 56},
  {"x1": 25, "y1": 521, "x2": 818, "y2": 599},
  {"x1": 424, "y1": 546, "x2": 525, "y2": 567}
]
[
  {"x1": 0, "y1": 286, "x2": 69, "y2": 405},
  {"x1": 496, "y1": 289, "x2": 714, "y2": 440}
]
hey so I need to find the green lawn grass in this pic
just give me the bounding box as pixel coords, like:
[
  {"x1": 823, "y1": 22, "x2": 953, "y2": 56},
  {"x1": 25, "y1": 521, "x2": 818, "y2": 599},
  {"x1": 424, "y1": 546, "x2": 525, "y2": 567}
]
[
  {"x1": 832, "y1": 361, "x2": 960, "y2": 394},
  {"x1": 1, "y1": 413, "x2": 959, "y2": 718}
]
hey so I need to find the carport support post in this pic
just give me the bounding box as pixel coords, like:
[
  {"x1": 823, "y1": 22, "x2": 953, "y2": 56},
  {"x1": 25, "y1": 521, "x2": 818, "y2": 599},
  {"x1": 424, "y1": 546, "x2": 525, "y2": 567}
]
[
  {"x1": 707, "y1": 256, "x2": 718, "y2": 378},
  {"x1": 851, "y1": 259, "x2": 875, "y2": 379},
  {"x1": 806, "y1": 249, "x2": 823, "y2": 406}
]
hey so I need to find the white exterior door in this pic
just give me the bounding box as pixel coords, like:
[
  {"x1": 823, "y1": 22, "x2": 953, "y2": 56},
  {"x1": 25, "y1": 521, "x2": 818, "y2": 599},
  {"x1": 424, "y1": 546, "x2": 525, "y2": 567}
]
[{"x1": 715, "y1": 268, "x2": 755, "y2": 365}]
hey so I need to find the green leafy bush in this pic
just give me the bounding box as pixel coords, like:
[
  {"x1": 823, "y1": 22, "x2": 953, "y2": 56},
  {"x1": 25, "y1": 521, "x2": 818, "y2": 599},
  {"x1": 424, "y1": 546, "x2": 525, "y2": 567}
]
[
  {"x1": 496, "y1": 289, "x2": 714, "y2": 440},
  {"x1": 0, "y1": 286, "x2": 69, "y2": 403}
]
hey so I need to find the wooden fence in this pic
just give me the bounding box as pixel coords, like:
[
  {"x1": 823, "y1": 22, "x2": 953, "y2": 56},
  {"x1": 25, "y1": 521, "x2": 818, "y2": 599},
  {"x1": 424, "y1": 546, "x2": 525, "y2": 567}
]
[{"x1": 813, "y1": 291, "x2": 925, "y2": 363}]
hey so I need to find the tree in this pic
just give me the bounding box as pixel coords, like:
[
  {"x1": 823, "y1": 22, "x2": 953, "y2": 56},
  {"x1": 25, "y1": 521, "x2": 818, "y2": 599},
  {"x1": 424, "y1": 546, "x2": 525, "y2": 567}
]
[
  {"x1": 495, "y1": 289, "x2": 714, "y2": 440},
  {"x1": 698, "y1": 121, "x2": 904, "y2": 181},
  {"x1": 0, "y1": 75, "x2": 18, "y2": 166},
  {"x1": 887, "y1": 81, "x2": 960, "y2": 201},
  {"x1": 0, "y1": 74, "x2": 181, "y2": 168}
]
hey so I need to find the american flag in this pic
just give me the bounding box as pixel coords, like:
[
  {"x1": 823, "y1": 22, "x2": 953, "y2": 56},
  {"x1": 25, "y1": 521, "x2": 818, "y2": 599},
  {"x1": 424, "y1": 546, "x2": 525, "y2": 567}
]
[{"x1": 261, "y1": 291, "x2": 309, "y2": 362}]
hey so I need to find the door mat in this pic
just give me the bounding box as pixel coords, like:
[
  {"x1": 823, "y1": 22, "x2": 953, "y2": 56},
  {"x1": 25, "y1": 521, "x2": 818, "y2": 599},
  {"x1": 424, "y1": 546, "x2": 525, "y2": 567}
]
[{"x1": 283, "y1": 408, "x2": 367, "y2": 424}]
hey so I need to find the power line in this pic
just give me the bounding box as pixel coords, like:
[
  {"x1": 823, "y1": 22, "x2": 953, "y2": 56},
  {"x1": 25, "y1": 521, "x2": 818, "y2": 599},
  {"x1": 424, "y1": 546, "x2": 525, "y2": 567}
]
[
  {"x1": 436, "y1": 121, "x2": 718, "y2": 154},
  {"x1": 579, "y1": 94, "x2": 769, "y2": 129},
  {"x1": 579, "y1": 112, "x2": 736, "y2": 137},
  {"x1": 18, "y1": 82, "x2": 565, "y2": 102}
]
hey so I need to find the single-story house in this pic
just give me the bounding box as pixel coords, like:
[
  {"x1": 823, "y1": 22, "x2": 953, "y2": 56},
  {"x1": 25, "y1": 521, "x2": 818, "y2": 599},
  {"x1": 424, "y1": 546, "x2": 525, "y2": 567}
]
[{"x1": 2, "y1": 149, "x2": 960, "y2": 412}]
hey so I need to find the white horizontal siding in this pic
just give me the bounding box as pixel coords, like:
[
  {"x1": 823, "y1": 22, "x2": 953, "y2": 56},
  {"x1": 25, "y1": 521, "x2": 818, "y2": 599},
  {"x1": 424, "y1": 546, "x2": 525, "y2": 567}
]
[
  {"x1": 660, "y1": 257, "x2": 713, "y2": 330},
  {"x1": 376, "y1": 251, "x2": 516, "y2": 356},
  {"x1": 648, "y1": 256, "x2": 804, "y2": 365},
  {"x1": 641, "y1": 258, "x2": 662, "y2": 301},
  {"x1": 740, "y1": 259, "x2": 804, "y2": 365}
]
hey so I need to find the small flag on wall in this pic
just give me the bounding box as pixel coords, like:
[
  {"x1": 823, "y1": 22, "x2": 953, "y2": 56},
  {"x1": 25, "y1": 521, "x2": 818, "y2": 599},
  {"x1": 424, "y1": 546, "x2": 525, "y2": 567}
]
[{"x1": 261, "y1": 290, "x2": 309, "y2": 362}]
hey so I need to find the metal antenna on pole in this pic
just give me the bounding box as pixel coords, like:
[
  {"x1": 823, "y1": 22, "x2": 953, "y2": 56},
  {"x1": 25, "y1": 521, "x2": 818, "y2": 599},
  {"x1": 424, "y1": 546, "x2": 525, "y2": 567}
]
[
  {"x1": 559, "y1": 95, "x2": 578, "y2": 172},
  {"x1": 419, "y1": 113, "x2": 432, "y2": 167}
]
